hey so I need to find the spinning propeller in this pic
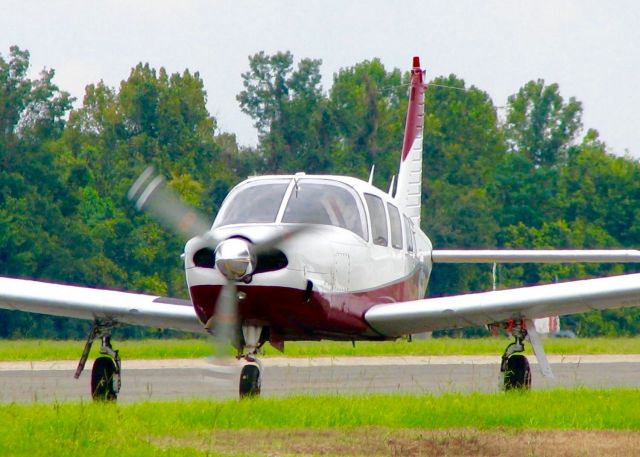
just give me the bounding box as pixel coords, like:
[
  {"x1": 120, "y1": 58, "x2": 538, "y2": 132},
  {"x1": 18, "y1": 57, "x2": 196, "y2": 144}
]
[{"x1": 128, "y1": 167, "x2": 306, "y2": 375}]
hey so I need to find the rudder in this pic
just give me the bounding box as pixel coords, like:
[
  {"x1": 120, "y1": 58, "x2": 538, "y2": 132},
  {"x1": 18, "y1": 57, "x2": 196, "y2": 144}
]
[{"x1": 395, "y1": 56, "x2": 425, "y2": 228}]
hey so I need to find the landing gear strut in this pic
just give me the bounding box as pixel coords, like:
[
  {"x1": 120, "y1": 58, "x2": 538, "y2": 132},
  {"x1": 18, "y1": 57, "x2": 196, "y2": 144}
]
[
  {"x1": 237, "y1": 324, "x2": 263, "y2": 398},
  {"x1": 75, "y1": 320, "x2": 121, "y2": 401},
  {"x1": 500, "y1": 320, "x2": 531, "y2": 390}
]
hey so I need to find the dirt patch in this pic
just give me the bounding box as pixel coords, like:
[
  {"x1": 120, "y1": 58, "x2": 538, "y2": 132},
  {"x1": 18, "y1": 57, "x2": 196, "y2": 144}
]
[{"x1": 155, "y1": 427, "x2": 640, "y2": 456}]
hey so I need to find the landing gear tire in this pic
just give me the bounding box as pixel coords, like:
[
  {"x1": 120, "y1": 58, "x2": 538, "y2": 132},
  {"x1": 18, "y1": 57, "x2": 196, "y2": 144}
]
[
  {"x1": 76, "y1": 320, "x2": 122, "y2": 402},
  {"x1": 503, "y1": 354, "x2": 531, "y2": 391},
  {"x1": 91, "y1": 356, "x2": 118, "y2": 401},
  {"x1": 239, "y1": 364, "x2": 261, "y2": 398}
]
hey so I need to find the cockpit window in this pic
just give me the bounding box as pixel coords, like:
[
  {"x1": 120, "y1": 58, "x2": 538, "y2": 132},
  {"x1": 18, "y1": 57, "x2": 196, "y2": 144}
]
[
  {"x1": 282, "y1": 179, "x2": 368, "y2": 240},
  {"x1": 216, "y1": 180, "x2": 290, "y2": 226}
]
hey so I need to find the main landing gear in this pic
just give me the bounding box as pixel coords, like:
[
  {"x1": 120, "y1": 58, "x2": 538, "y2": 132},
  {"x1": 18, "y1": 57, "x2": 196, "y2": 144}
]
[
  {"x1": 75, "y1": 320, "x2": 121, "y2": 401},
  {"x1": 500, "y1": 320, "x2": 531, "y2": 390},
  {"x1": 237, "y1": 324, "x2": 263, "y2": 398}
]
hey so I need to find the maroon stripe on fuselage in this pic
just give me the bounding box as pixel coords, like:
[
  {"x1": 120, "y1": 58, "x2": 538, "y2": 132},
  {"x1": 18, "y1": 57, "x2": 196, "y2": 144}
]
[{"x1": 189, "y1": 270, "x2": 421, "y2": 340}]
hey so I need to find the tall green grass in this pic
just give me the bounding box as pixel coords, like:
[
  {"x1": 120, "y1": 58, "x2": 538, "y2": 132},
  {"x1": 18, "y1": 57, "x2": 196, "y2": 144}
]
[
  {"x1": 0, "y1": 337, "x2": 639, "y2": 361},
  {"x1": 0, "y1": 389, "x2": 638, "y2": 456}
]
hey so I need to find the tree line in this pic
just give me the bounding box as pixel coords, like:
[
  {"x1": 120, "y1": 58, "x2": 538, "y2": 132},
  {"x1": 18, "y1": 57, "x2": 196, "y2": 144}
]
[{"x1": 1, "y1": 46, "x2": 638, "y2": 338}]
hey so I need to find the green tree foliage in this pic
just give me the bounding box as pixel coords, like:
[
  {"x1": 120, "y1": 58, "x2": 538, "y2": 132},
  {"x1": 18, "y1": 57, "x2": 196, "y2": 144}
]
[
  {"x1": 64, "y1": 63, "x2": 243, "y2": 301},
  {"x1": 1, "y1": 47, "x2": 639, "y2": 338},
  {"x1": 504, "y1": 79, "x2": 582, "y2": 167},
  {"x1": 557, "y1": 130, "x2": 640, "y2": 247},
  {"x1": 325, "y1": 59, "x2": 405, "y2": 186},
  {"x1": 0, "y1": 46, "x2": 90, "y2": 338},
  {"x1": 1, "y1": 48, "x2": 237, "y2": 338},
  {"x1": 493, "y1": 80, "x2": 583, "y2": 232},
  {"x1": 422, "y1": 76, "x2": 505, "y2": 296},
  {"x1": 237, "y1": 51, "x2": 329, "y2": 173}
]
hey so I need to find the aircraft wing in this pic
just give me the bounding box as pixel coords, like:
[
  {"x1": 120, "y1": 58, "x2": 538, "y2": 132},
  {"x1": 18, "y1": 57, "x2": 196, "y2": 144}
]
[
  {"x1": 0, "y1": 277, "x2": 203, "y2": 333},
  {"x1": 365, "y1": 273, "x2": 640, "y2": 337},
  {"x1": 431, "y1": 249, "x2": 640, "y2": 263}
]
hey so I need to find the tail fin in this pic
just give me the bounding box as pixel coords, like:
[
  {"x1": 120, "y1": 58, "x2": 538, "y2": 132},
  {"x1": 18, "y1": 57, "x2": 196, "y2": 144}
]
[{"x1": 395, "y1": 56, "x2": 425, "y2": 228}]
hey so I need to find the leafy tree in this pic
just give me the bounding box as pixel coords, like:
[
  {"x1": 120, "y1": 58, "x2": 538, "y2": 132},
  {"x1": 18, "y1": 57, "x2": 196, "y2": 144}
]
[
  {"x1": 237, "y1": 51, "x2": 328, "y2": 173},
  {"x1": 557, "y1": 130, "x2": 640, "y2": 247},
  {"x1": 504, "y1": 79, "x2": 582, "y2": 167},
  {"x1": 63, "y1": 63, "x2": 239, "y2": 299},
  {"x1": 0, "y1": 46, "x2": 75, "y2": 271},
  {"x1": 491, "y1": 80, "x2": 584, "y2": 233},
  {"x1": 491, "y1": 152, "x2": 561, "y2": 229},
  {"x1": 1, "y1": 51, "x2": 237, "y2": 338},
  {"x1": 421, "y1": 76, "x2": 505, "y2": 297},
  {"x1": 325, "y1": 59, "x2": 405, "y2": 186},
  {"x1": 0, "y1": 46, "x2": 84, "y2": 338},
  {"x1": 424, "y1": 76, "x2": 504, "y2": 187}
]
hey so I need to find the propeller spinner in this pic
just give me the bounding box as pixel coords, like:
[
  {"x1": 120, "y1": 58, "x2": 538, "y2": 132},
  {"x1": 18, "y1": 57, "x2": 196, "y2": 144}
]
[{"x1": 215, "y1": 238, "x2": 256, "y2": 282}]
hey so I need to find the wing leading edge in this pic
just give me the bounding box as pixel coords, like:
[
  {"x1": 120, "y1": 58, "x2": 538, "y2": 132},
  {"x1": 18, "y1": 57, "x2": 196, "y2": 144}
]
[
  {"x1": 0, "y1": 277, "x2": 203, "y2": 333},
  {"x1": 432, "y1": 249, "x2": 640, "y2": 263},
  {"x1": 365, "y1": 273, "x2": 640, "y2": 337}
]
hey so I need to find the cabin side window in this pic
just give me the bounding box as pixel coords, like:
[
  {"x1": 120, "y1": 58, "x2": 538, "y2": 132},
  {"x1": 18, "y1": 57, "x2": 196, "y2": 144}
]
[
  {"x1": 364, "y1": 194, "x2": 388, "y2": 246},
  {"x1": 387, "y1": 203, "x2": 403, "y2": 250},
  {"x1": 403, "y1": 215, "x2": 414, "y2": 253}
]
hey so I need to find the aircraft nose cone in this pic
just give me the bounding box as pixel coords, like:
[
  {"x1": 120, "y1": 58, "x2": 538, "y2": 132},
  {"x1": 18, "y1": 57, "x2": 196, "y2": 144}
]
[{"x1": 214, "y1": 238, "x2": 255, "y2": 280}]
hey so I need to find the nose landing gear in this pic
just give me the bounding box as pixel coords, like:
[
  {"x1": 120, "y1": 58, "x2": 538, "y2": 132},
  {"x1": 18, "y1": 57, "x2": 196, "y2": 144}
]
[{"x1": 238, "y1": 324, "x2": 263, "y2": 398}]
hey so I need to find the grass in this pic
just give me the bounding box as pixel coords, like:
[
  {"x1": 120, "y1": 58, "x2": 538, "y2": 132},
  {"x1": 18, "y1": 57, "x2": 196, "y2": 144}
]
[
  {"x1": 0, "y1": 337, "x2": 639, "y2": 361},
  {"x1": 0, "y1": 338, "x2": 213, "y2": 361},
  {"x1": 0, "y1": 389, "x2": 639, "y2": 456}
]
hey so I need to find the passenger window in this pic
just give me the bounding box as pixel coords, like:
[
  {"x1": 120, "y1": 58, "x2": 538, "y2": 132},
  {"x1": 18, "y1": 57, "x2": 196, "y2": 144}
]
[
  {"x1": 387, "y1": 203, "x2": 403, "y2": 250},
  {"x1": 404, "y1": 215, "x2": 414, "y2": 253},
  {"x1": 364, "y1": 194, "x2": 388, "y2": 246}
]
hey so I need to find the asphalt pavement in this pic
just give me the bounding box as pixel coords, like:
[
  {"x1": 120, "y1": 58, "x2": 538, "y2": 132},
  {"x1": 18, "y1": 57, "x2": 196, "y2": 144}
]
[{"x1": 0, "y1": 355, "x2": 638, "y2": 402}]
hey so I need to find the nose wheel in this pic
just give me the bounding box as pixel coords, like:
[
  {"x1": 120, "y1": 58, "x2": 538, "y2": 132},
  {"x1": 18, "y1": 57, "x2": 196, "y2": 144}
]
[
  {"x1": 239, "y1": 363, "x2": 261, "y2": 398},
  {"x1": 237, "y1": 324, "x2": 264, "y2": 398}
]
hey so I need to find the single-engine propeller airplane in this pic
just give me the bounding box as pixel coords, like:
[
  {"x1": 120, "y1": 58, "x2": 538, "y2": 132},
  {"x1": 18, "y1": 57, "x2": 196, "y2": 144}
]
[{"x1": 1, "y1": 57, "x2": 640, "y2": 400}]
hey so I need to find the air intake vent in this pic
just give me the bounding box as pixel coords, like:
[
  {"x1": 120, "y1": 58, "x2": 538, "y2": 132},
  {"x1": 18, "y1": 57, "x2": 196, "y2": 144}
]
[
  {"x1": 254, "y1": 249, "x2": 288, "y2": 274},
  {"x1": 193, "y1": 248, "x2": 215, "y2": 268}
]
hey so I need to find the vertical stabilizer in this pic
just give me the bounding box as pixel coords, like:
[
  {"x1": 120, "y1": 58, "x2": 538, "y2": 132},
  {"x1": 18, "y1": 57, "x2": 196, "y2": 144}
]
[{"x1": 395, "y1": 56, "x2": 425, "y2": 228}]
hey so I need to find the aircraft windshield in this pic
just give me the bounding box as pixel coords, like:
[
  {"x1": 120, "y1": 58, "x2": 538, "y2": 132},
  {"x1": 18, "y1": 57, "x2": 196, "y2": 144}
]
[
  {"x1": 282, "y1": 179, "x2": 368, "y2": 240},
  {"x1": 216, "y1": 180, "x2": 290, "y2": 226}
]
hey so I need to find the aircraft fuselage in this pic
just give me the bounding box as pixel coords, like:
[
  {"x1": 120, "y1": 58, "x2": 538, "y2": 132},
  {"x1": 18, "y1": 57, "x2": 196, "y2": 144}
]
[{"x1": 184, "y1": 174, "x2": 433, "y2": 342}]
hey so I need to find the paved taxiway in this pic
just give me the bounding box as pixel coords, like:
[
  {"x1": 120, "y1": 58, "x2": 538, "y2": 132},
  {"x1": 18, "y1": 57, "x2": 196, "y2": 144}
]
[{"x1": 1, "y1": 355, "x2": 638, "y2": 402}]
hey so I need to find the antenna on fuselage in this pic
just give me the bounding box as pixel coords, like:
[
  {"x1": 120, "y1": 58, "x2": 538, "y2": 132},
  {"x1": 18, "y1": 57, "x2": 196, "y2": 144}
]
[
  {"x1": 388, "y1": 175, "x2": 396, "y2": 196},
  {"x1": 368, "y1": 165, "x2": 375, "y2": 185}
]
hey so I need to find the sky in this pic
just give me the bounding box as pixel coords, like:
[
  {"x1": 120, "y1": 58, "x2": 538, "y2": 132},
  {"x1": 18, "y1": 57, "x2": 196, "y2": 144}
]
[{"x1": 2, "y1": 0, "x2": 639, "y2": 158}]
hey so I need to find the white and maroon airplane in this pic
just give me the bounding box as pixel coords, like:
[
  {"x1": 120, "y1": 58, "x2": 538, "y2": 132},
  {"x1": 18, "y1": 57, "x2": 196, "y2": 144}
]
[{"x1": 1, "y1": 57, "x2": 640, "y2": 400}]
